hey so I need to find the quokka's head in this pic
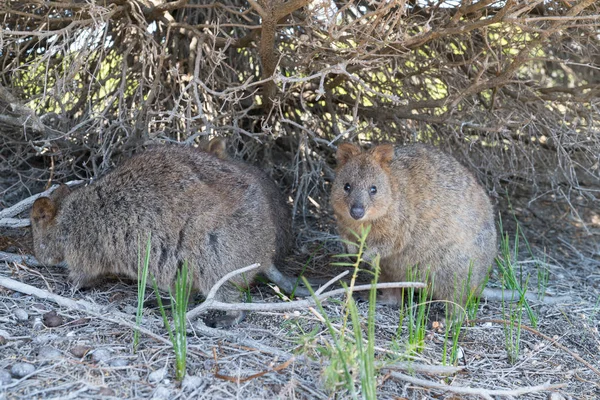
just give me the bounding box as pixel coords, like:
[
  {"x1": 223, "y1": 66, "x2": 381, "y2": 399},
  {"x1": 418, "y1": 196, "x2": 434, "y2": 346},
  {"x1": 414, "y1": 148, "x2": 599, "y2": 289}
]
[
  {"x1": 331, "y1": 142, "x2": 395, "y2": 222},
  {"x1": 30, "y1": 184, "x2": 72, "y2": 265}
]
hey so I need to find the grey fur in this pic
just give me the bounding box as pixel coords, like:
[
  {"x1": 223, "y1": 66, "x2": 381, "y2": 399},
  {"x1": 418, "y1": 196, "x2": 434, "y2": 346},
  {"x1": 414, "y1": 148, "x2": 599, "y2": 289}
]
[{"x1": 30, "y1": 145, "x2": 301, "y2": 326}]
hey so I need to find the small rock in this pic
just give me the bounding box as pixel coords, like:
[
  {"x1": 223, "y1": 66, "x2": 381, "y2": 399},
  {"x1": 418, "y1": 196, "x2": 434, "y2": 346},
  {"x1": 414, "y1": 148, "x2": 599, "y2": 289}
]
[
  {"x1": 0, "y1": 369, "x2": 11, "y2": 385},
  {"x1": 182, "y1": 374, "x2": 204, "y2": 391},
  {"x1": 122, "y1": 305, "x2": 138, "y2": 315},
  {"x1": 91, "y1": 348, "x2": 112, "y2": 363},
  {"x1": 109, "y1": 358, "x2": 130, "y2": 367},
  {"x1": 33, "y1": 334, "x2": 59, "y2": 345},
  {"x1": 32, "y1": 317, "x2": 44, "y2": 331},
  {"x1": 0, "y1": 330, "x2": 8, "y2": 345},
  {"x1": 98, "y1": 387, "x2": 115, "y2": 396},
  {"x1": 10, "y1": 362, "x2": 36, "y2": 379},
  {"x1": 148, "y1": 368, "x2": 166, "y2": 383},
  {"x1": 152, "y1": 386, "x2": 171, "y2": 400},
  {"x1": 43, "y1": 311, "x2": 64, "y2": 327},
  {"x1": 38, "y1": 347, "x2": 62, "y2": 360},
  {"x1": 548, "y1": 393, "x2": 567, "y2": 400},
  {"x1": 14, "y1": 308, "x2": 29, "y2": 321},
  {"x1": 70, "y1": 345, "x2": 92, "y2": 358}
]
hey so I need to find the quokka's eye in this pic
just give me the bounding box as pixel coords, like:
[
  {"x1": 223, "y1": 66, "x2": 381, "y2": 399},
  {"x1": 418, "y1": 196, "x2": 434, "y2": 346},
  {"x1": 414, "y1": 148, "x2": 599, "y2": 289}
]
[
  {"x1": 370, "y1": 186, "x2": 377, "y2": 194},
  {"x1": 344, "y1": 183, "x2": 351, "y2": 192}
]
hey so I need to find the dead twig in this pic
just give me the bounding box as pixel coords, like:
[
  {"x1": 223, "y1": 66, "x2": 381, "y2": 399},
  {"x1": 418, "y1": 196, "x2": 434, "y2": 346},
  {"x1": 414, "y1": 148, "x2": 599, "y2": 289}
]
[
  {"x1": 186, "y1": 263, "x2": 426, "y2": 319},
  {"x1": 389, "y1": 372, "x2": 566, "y2": 399}
]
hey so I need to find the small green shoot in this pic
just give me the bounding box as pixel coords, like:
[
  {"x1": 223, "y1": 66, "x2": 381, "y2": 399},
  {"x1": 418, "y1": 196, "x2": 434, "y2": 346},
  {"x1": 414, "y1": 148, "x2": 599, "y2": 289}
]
[
  {"x1": 403, "y1": 266, "x2": 431, "y2": 355},
  {"x1": 304, "y1": 225, "x2": 379, "y2": 399},
  {"x1": 134, "y1": 233, "x2": 152, "y2": 352},
  {"x1": 496, "y1": 214, "x2": 538, "y2": 328},
  {"x1": 151, "y1": 261, "x2": 193, "y2": 381},
  {"x1": 348, "y1": 256, "x2": 379, "y2": 400},
  {"x1": 442, "y1": 264, "x2": 483, "y2": 366},
  {"x1": 501, "y1": 272, "x2": 529, "y2": 364}
]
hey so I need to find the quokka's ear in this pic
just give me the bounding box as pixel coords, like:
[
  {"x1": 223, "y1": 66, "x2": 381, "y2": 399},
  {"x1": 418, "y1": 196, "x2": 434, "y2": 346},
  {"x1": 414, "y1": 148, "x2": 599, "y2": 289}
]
[
  {"x1": 336, "y1": 142, "x2": 362, "y2": 166},
  {"x1": 370, "y1": 144, "x2": 394, "y2": 166},
  {"x1": 207, "y1": 137, "x2": 228, "y2": 160},
  {"x1": 31, "y1": 197, "x2": 58, "y2": 227},
  {"x1": 50, "y1": 184, "x2": 71, "y2": 208}
]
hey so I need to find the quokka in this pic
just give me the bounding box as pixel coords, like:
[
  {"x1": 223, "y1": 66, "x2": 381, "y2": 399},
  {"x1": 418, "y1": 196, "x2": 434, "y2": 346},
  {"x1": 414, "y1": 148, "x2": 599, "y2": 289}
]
[
  {"x1": 330, "y1": 142, "x2": 497, "y2": 307},
  {"x1": 31, "y1": 144, "x2": 304, "y2": 327}
]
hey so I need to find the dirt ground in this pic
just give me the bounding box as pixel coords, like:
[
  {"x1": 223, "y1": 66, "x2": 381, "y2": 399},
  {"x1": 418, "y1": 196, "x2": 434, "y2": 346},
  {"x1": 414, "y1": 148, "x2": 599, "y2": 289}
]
[{"x1": 0, "y1": 189, "x2": 599, "y2": 399}]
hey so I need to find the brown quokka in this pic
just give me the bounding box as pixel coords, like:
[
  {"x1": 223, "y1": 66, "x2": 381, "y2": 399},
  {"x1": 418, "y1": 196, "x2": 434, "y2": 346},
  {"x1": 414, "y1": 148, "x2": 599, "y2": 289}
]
[
  {"x1": 30, "y1": 145, "x2": 303, "y2": 327},
  {"x1": 330, "y1": 142, "x2": 497, "y2": 307}
]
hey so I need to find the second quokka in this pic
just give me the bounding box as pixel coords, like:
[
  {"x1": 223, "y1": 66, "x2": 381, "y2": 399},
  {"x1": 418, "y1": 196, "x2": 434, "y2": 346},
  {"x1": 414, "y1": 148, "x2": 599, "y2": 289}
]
[
  {"x1": 30, "y1": 145, "x2": 303, "y2": 327},
  {"x1": 330, "y1": 142, "x2": 497, "y2": 307}
]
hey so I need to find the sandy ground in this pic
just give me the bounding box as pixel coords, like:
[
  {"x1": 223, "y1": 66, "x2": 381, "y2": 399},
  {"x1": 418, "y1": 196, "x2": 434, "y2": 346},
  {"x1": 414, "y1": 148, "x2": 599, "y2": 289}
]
[{"x1": 0, "y1": 192, "x2": 599, "y2": 399}]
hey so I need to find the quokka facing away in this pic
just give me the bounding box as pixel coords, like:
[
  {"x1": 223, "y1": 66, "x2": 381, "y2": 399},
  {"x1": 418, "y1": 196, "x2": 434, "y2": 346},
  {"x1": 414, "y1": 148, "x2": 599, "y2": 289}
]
[
  {"x1": 330, "y1": 142, "x2": 497, "y2": 306},
  {"x1": 30, "y1": 145, "x2": 300, "y2": 327}
]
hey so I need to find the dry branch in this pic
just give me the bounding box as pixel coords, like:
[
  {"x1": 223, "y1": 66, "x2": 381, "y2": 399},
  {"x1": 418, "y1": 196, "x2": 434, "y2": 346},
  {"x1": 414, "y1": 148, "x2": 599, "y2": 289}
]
[
  {"x1": 186, "y1": 263, "x2": 426, "y2": 319},
  {"x1": 390, "y1": 372, "x2": 566, "y2": 399}
]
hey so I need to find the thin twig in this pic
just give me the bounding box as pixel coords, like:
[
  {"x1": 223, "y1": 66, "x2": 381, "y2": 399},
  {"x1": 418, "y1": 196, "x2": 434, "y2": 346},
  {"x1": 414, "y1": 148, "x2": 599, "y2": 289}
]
[{"x1": 390, "y1": 372, "x2": 565, "y2": 399}]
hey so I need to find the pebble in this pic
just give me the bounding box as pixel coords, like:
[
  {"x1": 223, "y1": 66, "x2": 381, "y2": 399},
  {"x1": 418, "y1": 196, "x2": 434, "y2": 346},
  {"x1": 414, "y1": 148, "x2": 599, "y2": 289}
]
[
  {"x1": 0, "y1": 369, "x2": 11, "y2": 385},
  {"x1": 148, "y1": 368, "x2": 166, "y2": 383},
  {"x1": 182, "y1": 374, "x2": 204, "y2": 391},
  {"x1": 91, "y1": 348, "x2": 112, "y2": 363},
  {"x1": 548, "y1": 393, "x2": 567, "y2": 400},
  {"x1": 43, "y1": 311, "x2": 64, "y2": 327},
  {"x1": 109, "y1": 358, "x2": 130, "y2": 367},
  {"x1": 70, "y1": 345, "x2": 92, "y2": 358},
  {"x1": 32, "y1": 317, "x2": 44, "y2": 331},
  {"x1": 37, "y1": 346, "x2": 63, "y2": 360},
  {"x1": 98, "y1": 387, "x2": 115, "y2": 396},
  {"x1": 13, "y1": 308, "x2": 29, "y2": 321},
  {"x1": 10, "y1": 362, "x2": 36, "y2": 379},
  {"x1": 33, "y1": 334, "x2": 60, "y2": 345},
  {"x1": 0, "y1": 329, "x2": 8, "y2": 345},
  {"x1": 152, "y1": 386, "x2": 171, "y2": 400}
]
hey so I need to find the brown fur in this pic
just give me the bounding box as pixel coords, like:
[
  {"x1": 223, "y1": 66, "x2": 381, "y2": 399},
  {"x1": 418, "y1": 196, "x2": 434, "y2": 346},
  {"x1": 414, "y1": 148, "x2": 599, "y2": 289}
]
[
  {"x1": 202, "y1": 137, "x2": 300, "y2": 294},
  {"x1": 30, "y1": 145, "x2": 296, "y2": 327},
  {"x1": 330, "y1": 142, "x2": 497, "y2": 307}
]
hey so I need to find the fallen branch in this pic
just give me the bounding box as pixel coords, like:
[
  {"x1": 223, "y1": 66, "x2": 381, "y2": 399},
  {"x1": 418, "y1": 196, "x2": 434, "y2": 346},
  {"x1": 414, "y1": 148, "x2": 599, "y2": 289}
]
[
  {"x1": 382, "y1": 363, "x2": 464, "y2": 376},
  {"x1": 186, "y1": 263, "x2": 426, "y2": 319},
  {"x1": 213, "y1": 347, "x2": 296, "y2": 383},
  {"x1": 390, "y1": 372, "x2": 566, "y2": 399},
  {"x1": 481, "y1": 287, "x2": 573, "y2": 305},
  {"x1": 0, "y1": 251, "x2": 46, "y2": 267},
  {"x1": 0, "y1": 274, "x2": 172, "y2": 346}
]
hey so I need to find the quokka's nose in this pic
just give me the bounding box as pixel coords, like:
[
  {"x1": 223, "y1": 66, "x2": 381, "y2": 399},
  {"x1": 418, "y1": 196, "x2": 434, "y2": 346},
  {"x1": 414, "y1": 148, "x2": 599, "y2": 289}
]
[{"x1": 350, "y1": 205, "x2": 365, "y2": 220}]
